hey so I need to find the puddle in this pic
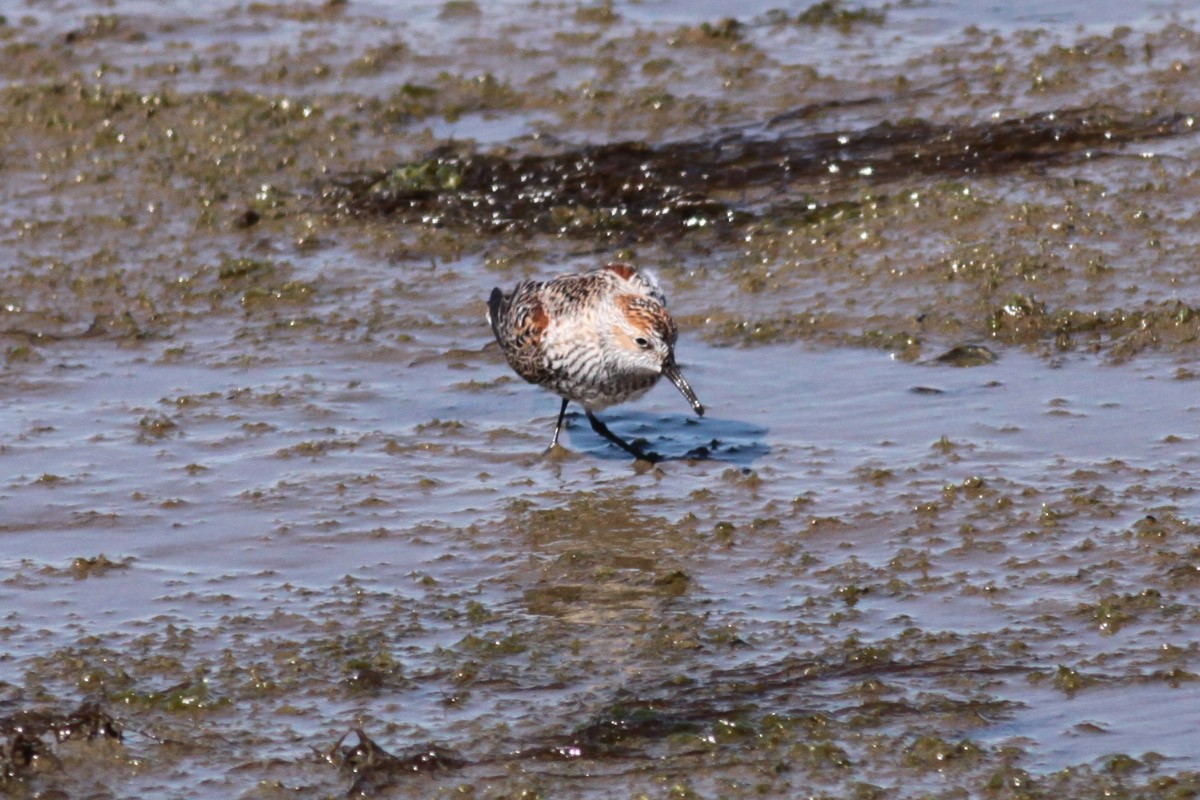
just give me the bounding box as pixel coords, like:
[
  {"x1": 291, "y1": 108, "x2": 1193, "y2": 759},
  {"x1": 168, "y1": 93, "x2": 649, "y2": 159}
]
[
  {"x1": 990, "y1": 681, "x2": 1200, "y2": 771},
  {"x1": 5, "y1": 331, "x2": 1200, "y2": 794}
]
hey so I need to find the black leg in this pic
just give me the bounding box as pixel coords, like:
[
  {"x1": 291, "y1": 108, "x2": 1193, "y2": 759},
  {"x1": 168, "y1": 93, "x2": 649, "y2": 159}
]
[
  {"x1": 586, "y1": 412, "x2": 659, "y2": 463},
  {"x1": 549, "y1": 397, "x2": 570, "y2": 449}
]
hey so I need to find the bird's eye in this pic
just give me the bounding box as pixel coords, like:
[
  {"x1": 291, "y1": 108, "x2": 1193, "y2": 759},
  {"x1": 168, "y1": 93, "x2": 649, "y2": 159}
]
[{"x1": 634, "y1": 336, "x2": 652, "y2": 349}]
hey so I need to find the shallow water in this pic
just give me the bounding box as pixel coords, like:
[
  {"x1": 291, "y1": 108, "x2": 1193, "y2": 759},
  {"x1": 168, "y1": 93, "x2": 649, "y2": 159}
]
[{"x1": 5, "y1": 0, "x2": 1200, "y2": 796}]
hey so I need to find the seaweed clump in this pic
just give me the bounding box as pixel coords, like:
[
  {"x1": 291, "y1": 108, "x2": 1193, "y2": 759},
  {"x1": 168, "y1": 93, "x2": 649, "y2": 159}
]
[
  {"x1": 322, "y1": 105, "x2": 1195, "y2": 240},
  {"x1": 324, "y1": 728, "x2": 465, "y2": 796},
  {"x1": 0, "y1": 702, "x2": 122, "y2": 786}
]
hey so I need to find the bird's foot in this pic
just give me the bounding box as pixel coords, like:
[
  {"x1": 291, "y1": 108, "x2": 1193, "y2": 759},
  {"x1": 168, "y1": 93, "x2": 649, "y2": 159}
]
[{"x1": 629, "y1": 443, "x2": 663, "y2": 465}]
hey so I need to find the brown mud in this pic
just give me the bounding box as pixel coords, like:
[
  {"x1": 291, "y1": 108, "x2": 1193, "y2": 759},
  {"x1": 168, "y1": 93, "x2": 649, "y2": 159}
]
[{"x1": 4, "y1": 0, "x2": 1200, "y2": 797}]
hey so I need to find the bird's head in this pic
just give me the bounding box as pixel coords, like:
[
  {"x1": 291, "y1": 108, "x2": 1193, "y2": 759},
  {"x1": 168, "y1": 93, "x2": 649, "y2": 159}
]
[{"x1": 610, "y1": 295, "x2": 704, "y2": 417}]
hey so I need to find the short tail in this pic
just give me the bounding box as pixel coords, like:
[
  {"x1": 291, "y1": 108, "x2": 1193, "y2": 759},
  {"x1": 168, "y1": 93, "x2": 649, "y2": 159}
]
[{"x1": 486, "y1": 287, "x2": 508, "y2": 344}]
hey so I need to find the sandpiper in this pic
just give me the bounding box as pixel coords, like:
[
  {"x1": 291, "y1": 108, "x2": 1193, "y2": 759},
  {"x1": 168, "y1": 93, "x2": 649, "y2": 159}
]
[{"x1": 487, "y1": 263, "x2": 704, "y2": 461}]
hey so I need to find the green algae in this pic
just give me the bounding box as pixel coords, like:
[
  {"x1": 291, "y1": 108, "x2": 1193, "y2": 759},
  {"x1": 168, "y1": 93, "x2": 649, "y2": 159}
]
[{"x1": 792, "y1": 1, "x2": 886, "y2": 29}]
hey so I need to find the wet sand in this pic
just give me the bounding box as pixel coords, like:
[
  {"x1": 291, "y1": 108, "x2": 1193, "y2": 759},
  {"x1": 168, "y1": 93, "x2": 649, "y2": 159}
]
[{"x1": 4, "y1": 0, "x2": 1200, "y2": 796}]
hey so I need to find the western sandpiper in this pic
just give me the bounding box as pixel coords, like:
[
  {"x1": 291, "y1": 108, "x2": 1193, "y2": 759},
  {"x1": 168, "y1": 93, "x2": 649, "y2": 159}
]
[{"x1": 487, "y1": 263, "x2": 704, "y2": 461}]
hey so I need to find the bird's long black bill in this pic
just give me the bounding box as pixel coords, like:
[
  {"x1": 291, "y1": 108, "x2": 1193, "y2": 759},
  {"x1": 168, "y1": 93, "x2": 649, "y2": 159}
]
[{"x1": 663, "y1": 359, "x2": 704, "y2": 417}]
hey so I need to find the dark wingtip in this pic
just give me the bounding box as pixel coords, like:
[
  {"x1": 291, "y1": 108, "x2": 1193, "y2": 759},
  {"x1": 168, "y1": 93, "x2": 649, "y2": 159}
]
[
  {"x1": 486, "y1": 287, "x2": 505, "y2": 339},
  {"x1": 487, "y1": 287, "x2": 504, "y2": 315},
  {"x1": 694, "y1": 402, "x2": 705, "y2": 417}
]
